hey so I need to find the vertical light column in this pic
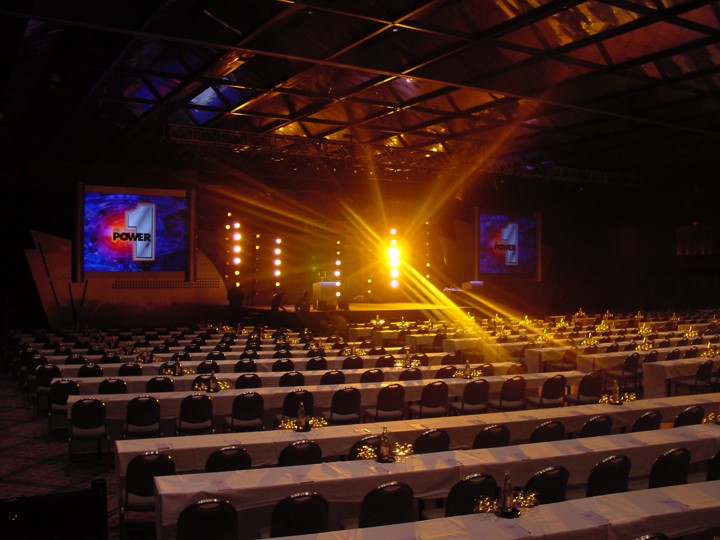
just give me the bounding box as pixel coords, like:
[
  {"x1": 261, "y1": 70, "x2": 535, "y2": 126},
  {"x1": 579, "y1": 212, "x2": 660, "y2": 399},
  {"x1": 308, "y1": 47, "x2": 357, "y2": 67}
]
[
  {"x1": 388, "y1": 228, "x2": 401, "y2": 289},
  {"x1": 424, "y1": 220, "x2": 431, "y2": 282},
  {"x1": 224, "y1": 213, "x2": 242, "y2": 288},
  {"x1": 334, "y1": 239, "x2": 342, "y2": 300},
  {"x1": 273, "y1": 237, "x2": 283, "y2": 289}
]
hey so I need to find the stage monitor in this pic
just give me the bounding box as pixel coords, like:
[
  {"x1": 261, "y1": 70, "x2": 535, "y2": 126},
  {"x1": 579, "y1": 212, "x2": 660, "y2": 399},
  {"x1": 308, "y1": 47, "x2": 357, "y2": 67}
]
[
  {"x1": 476, "y1": 211, "x2": 541, "y2": 280},
  {"x1": 76, "y1": 184, "x2": 194, "y2": 280}
]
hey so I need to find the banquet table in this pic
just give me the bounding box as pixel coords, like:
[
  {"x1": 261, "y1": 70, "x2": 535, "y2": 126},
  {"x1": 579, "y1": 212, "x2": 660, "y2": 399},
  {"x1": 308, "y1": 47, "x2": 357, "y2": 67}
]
[
  {"x1": 269, "y1": 480, "x2": 720, "y2": 540},
  {"x1": 49, "y1": 350, "x2": 450, "y2": 377},
  {"x1": 643, "y1": 356, "x2": 720, "y2": 398},
  {"x1": 68, "y1": 371, "x2": 586, "y2": 427},
  {"x1": 153, "y1": 423, "x2": 720, "y2": 539},
  {"x1": 58, "y1": 363, "x2": 518, "y2": 395},
  {"x1": 114, "y1": 392, "x2": 720, "y2": 487},
  {"x1": 575, "y1": 344, "x2": 709, "y2": 373}
]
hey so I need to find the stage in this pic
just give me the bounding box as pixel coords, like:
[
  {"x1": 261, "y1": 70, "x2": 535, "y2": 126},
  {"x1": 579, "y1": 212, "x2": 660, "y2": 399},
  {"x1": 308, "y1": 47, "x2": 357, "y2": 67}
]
[{"x1": 231, "y1": 301, "x2": 478, "y2": 334}]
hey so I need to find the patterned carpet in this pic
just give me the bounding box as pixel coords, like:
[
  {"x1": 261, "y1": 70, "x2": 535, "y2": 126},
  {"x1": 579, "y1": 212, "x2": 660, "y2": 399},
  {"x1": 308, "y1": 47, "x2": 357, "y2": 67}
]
[{"x1": 0, "y1": 360, "x2": 155, "y2": 539}]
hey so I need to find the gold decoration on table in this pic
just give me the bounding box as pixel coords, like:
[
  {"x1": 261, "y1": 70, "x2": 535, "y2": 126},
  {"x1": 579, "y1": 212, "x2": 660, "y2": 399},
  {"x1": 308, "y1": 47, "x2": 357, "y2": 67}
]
[
  {"x1": 638, "y1": 324, "x2": 652, "y2": 336},
  {"x1": 599, "y1": 392, "x2": 637, "y2": 405},
  {"x1": 491, "y1": 314, "x2": 503, "y2": 324},
  {"x1": 580, "y1": 333, "x2": 598, "y2": 347},
  {"x1": 355, "y1": 442, "x2": 413, "y2": 462},
  {"x1": 536, "y1": 329, "x2": 553, "y2": 342},
  {"x1": 192, "y1": 378, "x2": 230, "y2": 393},
  {"x1": 277, "y1": 416, "x2": 328, "y2": 430},
  {"x1": 596, "y1": 320, "x2": 610, "y2": 332},
  {"x1": 702, "y1": 408, "x2": 720, "y2": 424},
  {"x1": 683, "y1": 327, "x2": 698, "y2": 339},
  {"x1": 555, "y1": 317, "x2": 568, "y2": 329},
  {"x1": 574, "y1": 308, "x2": 587, "y2": 318},
  {"x1": 700, "y1": 342, "x2": 719, "y2": 358},
  {"x1": 453, "y1": 360, "x2": 484, "y2": 379},
  {"x1": 394, "y1": 355, "x2": 420, "y2": 369},
  {"x1": 603, "y1": 309, "x2": 614, "y2": 320},
  {"x1": 519, "y1": 315, "x2": 532, "y2": 326},
  {"x1": 370, "y1": 315, "x2": 385, "y2": 328},
  {"x1": 474, "y1": 471, "x2": 537, "y2": 517},
  {"x1": 636, "y1": 338, "x2": 653, "y2": 351}
]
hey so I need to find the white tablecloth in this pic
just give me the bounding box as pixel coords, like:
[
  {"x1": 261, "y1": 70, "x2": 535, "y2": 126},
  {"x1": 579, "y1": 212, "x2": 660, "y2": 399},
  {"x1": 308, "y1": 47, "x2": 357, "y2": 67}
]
[{"x1": 154, "y1": 424, "x2": 720, "y2": 539}]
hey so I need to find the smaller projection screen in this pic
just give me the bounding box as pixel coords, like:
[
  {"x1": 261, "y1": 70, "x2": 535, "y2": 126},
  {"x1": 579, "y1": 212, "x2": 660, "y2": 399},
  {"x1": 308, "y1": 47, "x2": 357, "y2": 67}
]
[
  {"x1": 77, "y1": 185, "x2": 193, "y2": 280},
  {"x1": 477, "y1": 211, "x2": 541, "y2": 280}
]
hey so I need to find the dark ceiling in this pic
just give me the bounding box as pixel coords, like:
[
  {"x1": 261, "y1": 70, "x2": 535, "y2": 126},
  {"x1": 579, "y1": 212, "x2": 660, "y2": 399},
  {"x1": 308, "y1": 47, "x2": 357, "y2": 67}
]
[{"x1": 2, "y1": 0, "x2": 720, "y2": 193}]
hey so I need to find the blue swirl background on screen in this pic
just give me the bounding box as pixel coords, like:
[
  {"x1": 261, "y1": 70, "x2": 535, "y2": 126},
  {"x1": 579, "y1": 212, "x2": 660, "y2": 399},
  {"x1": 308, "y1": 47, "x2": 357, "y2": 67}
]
[
  {"x1": 83, "y1": 192, "x2": 188, "y2": 272},
  {"x1": 478, "y1": 214, "x2": 537, "y2": 275}
]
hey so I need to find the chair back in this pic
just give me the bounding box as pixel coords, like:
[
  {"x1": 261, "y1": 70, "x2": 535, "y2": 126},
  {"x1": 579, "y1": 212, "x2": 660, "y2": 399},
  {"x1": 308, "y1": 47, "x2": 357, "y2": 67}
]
[
  {"x1": 330, "y1": 387, "x2": 361, "y2": 416},
  {"x1": 49, "y1": 379, "x2": 80, "y2": 406},
  {"x1": 360, "y1": 368, "x2": 384, "y2": 383},
  {"x1": 441, "y1": 353, "x2": 458, "y2": 365},
  {"x1": 71, "y1": 398, "x2": 106, "y2": 429},
  {"x1": 126, "y1": 396, "x2": 161, "y2": 429},
  {"x1": 375, "y1": 383, "x2": 404, "y2": 413},
  {"x1": 673, "y1": 405, "x2": 704, "y2": 427},
  {"x1": 270, "y1": 492, "x2": 329, "y2": 537},
  {"x1": 99, "y1": 377, "x2": 128, "y2": 394},
  {"x1": 279, "y1": 371, "x2": 305, "y2": 387},
  {"x1": 398, "y1": 367, "x2": 422, "y2": 381},
  {"x1": 118, "y1": 362, "x2": 143, "y2": 376},
  {"x1": 477, "y1": 363, "x2": 495, "y2": 376},
  {"x1": 631, "y1": 410, "x2": 662, "y2": 432},
  {"x1": 530, "y1": 420, "x2": 565, "y2": 443},
  {"x1": 341, "y1": 356, "x2": 363, "y2": 369},
  {"x1": 499, "y1": 375, "x2": 526, "y2": 406},
  {"x1": 179, "y1": 393, "x2": 213, "y2": 424},
  {"x1": 579, "y1": 414, "x2": 613, "y2": 438},
  {"x1": 434, "y1": 365, "x2": 456, "y2": 378},
  {"x1": 36, "y1": 364, "x2": 62, "y2": 387},
  {"x1": 540, "y1": 374, "x2": 567, "y2": 400},
  {"x1": 643, "y1": 350, "x2": 659, "y2": 363},
  {"x1": 649, "y1": 447, "x2": 691, "y2": 488},
  {"x1": 234, "y1": 359, "x2": 257, "y2": 372},
  {"x1": 320, "y1": 370, "x2": 345, "y2": 385},
  {"x1": 277, "y1": 440, "x2": 322, "y2": 467},
  {"x1": 413, "y1": 428, "x2": 450, "y2": 454},
  {"x1": 282, "y1": 390, "x2": 314, "y2": 418},
  {"x1": 462, "y1": 379, "x2": 489, "y2": 406},
  {"x1": 125, "y1": 451, "x2": 175, "y2": 498},
  {"x1": 374, "y1": 355, "x2": 395, "y2": 368},
  {"x1": 578, "y1": 371, "x2": 603, "y2": 398},
  {"x1": 524, "y1": 466, "x2": 569, "y2": 504},
  {"x1": 358, "y1": 481, "x2": 414, "y2": 528},
  {"x1": 472, "y1": 424, "x2": 510, "y2": 449},
  {"x1": 146, "y1": 376, "x2": 174, "y2": 393},
  {"x1": 204, "y1": 446, "x2": 252, "y2": 472},
  {"x1": 305, "y1": 356, "x2": 328, "y2": 371},
  {"x1": 176, "y1": 498, "x2": 237, "y2": 540},
  {"x1": 272, "y1": 358, "x2": 295, "y2": 372},
  {"x1": 347, "y1": 435, "x2": 381, "y2": 460},
  {"x1": 230, "y1": 391, "x2": 264, "y2": 422},
  {"x1": 445, "y1": 473, "x2": 497, "y2": 517},
  {"x1": 196, "y1": 360, "x2": 219, "y2": 374},
  {"x1": 586, "y1": 454, "x2": 631, "y2": 496},
  {"x1": 420, "y1": 380, "x2": 449, "y2": 408},
  {"x1": 78, "y1": 363, "x2": 103, "y2": 378}
]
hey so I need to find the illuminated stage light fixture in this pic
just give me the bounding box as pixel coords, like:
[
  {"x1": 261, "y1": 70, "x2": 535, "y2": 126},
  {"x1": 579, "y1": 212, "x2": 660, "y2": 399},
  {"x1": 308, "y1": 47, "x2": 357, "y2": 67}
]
[
  {"x1": 388, "y1": 228, "x2": 401, "y2": 289},
  {"x1": 224, "y1": 213, "x2": 243, "y2": 287},
  {"x1": 425, "y1": 221, "x2": 431, "y2": 280},
  {"x1": 335, "y1": 240, "x2": 342, "y2": 298},
  {"x1": 273, "y1": 237, "x2": 282, "y2": 288}
]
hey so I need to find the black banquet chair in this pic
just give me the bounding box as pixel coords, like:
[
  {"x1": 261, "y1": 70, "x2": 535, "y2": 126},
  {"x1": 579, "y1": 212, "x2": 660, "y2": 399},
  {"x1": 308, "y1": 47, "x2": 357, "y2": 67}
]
[
  {"x1": 631, "y1": 410, "x2": 662, "y2": 432},
  {"x1": 413, "y1": 428, "x2": 450, "y2": 454},
  {"x1": 118, "y1": 362, "x2": 143, "y2": 376},
  {"x1": 341, "y1": 481, "x2": 415, "y2": 530},
  {"x1": 277, "y1": 440, "x2": 323, "y2": 467},
  {"x1": 472, "y1": 423, "x2": 510, "y2": 449},
  {"x1": 268, "y1": 492, "x2": 329, "y2": 538},
  {"x1": 278, "y1": 370, "x2": 305, "y2": 387},
  {"x1": 421, "y1": 473, "x2": 497, "y2": 519},
  {"x1": 529, "y1": 420, "x2": 565, "y2": 443},
  {"x1": 235, "y1": 373, "x2": 262, "y2": 389},
  {"x1": 68, "y1": 397, "x2": 109, "y2": 460},
  {"x1": 204, "y1": 446, "x2": 252, "y2": 472},
  {"x1": 146, "y1": 376, "x2": 174, "y2": 393},
  {"x1": 487, "y1": 375, "x2": 526, "y2": 412},
  {"x1": 578, "y1": 414, "x2": 613, "y2": 438},
  {"x1": 523, "y1": 465, "x2": 569, "y2": 504},
  {"x1": 119, "y1": 451, "x2": 176, "y2": 538},
  {"x1": 363, "y1": 383, "x2": 405, "y2": 422},
  {"x1": 327, "y1": 387, "x2": 362, "y2": 425},
  {"x1": 176, "y1": 393, "x2": 214, "y2": 435},
  {"x1": 408, "y1": 380, "x2": 449, "y2": 419},
  {"x1": 176, "y1": 498, "x2": 237, "y2": 540},
  {"x1": 586, "y1": 454, "x2": 631, "y2": 496},
  {"x1": 99, "y1": 377, "x2": 128, "y2": 394},
  {"x1": 673, "y1": 404, "x2": 705, "y2": 427},
  {"x1": 224, "y1": 392, "x2": 264, "y2": 432},
  {"x1": 526, "y1": 374, "x2": 566, "y2": 409},
  {"x1": 124, "y1": 395, "x2": 162, "y2": 439},
  {"x1": 648, "y1": 447, "x2": 691, "y2": 488},
  {"x1": 320, "y1": 370, "x2": 345, "y2": 385},
  {"x1": 449, "y1": 378, "x2": 488, "y2": 415}
]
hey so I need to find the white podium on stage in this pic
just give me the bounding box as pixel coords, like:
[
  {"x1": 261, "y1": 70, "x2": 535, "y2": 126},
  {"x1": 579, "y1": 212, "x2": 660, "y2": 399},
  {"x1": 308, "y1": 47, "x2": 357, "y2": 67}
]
[{"x1": 312, "y1": 282, "x2": 339, "y2": 310}]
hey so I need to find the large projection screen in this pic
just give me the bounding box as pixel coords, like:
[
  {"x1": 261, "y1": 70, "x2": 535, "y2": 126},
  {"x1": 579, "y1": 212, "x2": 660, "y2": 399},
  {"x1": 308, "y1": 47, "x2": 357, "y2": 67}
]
[
  {"x1": 76, "y1": 184, "x2": 194, "y2": 281},
  {"x1": 476, "y1": 210, "x2": 541, "y2": 281}
]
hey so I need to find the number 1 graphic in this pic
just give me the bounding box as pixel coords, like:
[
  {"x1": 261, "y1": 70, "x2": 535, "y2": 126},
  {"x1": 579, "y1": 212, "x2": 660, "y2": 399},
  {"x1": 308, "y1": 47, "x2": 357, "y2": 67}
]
[{"x1": 126, "y1": 203, "x2": 155, "y2": 261}]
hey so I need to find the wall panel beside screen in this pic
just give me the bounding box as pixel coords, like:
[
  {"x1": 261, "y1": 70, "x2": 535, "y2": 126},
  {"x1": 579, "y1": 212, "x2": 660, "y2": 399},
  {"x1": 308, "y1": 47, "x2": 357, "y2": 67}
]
[{"x1": 75, "y1": 184, "x2": 195, "y2": 282}]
